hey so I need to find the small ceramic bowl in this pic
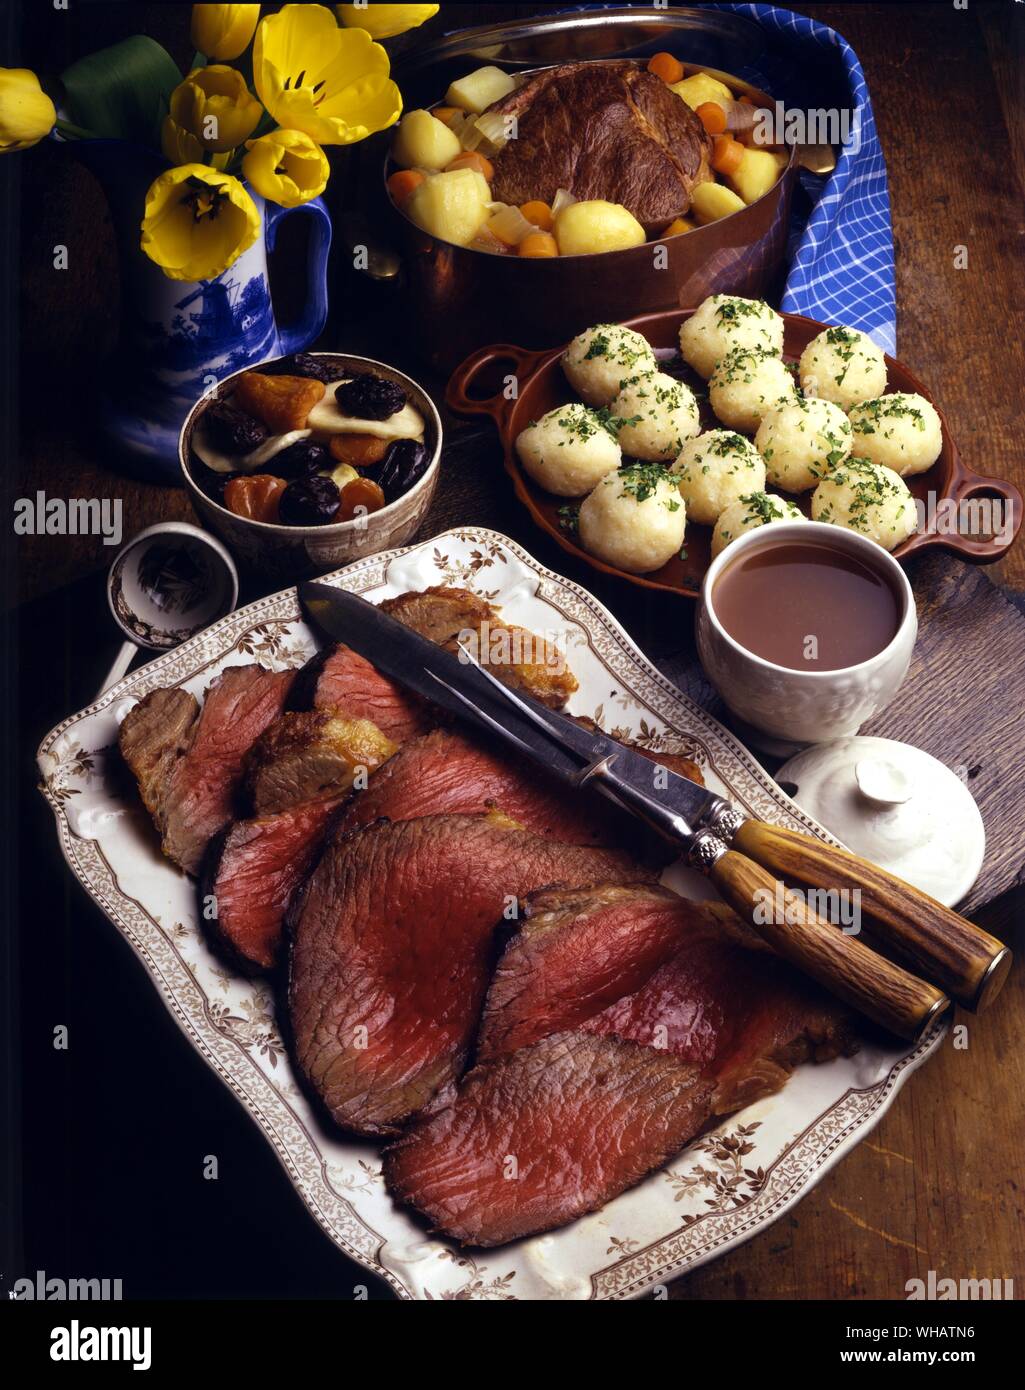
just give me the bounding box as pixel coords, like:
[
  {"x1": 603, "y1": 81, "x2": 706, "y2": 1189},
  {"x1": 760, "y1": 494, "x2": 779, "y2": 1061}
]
[
  {"x1": 696, "y1": 521, "x2": 918, "y2": 754},
  {"x1": 178, "y1": 352, "x2": 442, "y2": 580}
]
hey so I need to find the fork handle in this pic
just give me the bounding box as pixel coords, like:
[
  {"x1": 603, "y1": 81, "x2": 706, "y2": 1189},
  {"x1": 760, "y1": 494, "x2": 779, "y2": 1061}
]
[
  {"x1": 708, "y1": 851, "x2": 949, "y2": 1041},
  {"x1": 733, "y1": 821, "x2": 1011, "y2": 1011}
]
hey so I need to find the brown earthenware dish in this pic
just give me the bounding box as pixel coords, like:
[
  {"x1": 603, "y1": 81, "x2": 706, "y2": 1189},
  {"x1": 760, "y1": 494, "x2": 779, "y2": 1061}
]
[{"x1": 446, "y1": 309, "x2": 1022, "y2": 598}]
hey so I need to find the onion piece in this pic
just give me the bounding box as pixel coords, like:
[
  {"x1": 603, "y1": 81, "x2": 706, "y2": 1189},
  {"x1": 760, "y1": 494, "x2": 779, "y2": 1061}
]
[
  {"x1": 486, "y1": 204, "x2": 538, "y2": 247},
  {"x1": 459, "y1": 118, "x2": 485, "y2": 152},
  {"x1": 551, "y1": 187, "x2": 578, "y2": 219},
  {"x1": 472, "y1": 110, "x2": 511, "y2": 154}
]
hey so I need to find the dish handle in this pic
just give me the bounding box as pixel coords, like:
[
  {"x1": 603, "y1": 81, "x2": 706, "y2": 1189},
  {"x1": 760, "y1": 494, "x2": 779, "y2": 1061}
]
[
  {"x1": 445, "y1": 343, "x2": 551, "y2": 431},
  {"x1": 900, "y1": 472, "x2": 1022, "y2": 563}
]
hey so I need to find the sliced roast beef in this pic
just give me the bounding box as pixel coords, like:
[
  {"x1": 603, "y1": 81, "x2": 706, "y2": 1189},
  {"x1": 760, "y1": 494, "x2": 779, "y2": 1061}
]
[
  {"x1": 288, "y1": 813, "x2": 651, "y2": 1136},
  {"x1": 485, "y1": 61, "x2": 712, "y2": 232},
  {"x1": 244, "y1": 710, "x2": 397, "y2": 815},
  {"x1": 334, "y1": 726, "x2": 619, "y2": 844},
  {"x1": 476, "y1": 883, "x2": 857, "y2": 1090},
  {"x1": 288, "y1": 642, "x2": 430, "y2": 743},
  {"x1": 383, "y1": 1031, "x2": 715, "y2": 1247},
  {"x1": 380, "y1": 585, "x2": 578, "y2": 709},
  {"x1": 119, "y1": 663, "x2": 295, "y2": 875},
  {"x1": 203, "y1": 796, "x2": 343, "y2": 971}
]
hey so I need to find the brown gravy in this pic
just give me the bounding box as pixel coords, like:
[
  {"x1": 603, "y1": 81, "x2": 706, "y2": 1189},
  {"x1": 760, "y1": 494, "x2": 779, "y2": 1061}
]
[{"x1": 712, "y1": 540, "x2": 901, "y2": 671}]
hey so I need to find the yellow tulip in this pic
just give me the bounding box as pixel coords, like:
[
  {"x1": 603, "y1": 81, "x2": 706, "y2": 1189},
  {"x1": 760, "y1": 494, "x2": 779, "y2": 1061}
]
[
  {"x1": 242, "y1": 129, "x2": 329, "y2": 207},
  {"x1": 253, "y1": 3, "x2": 401, "y2": 146},
  {"x1": 160, "y1": 116, "x2": 231, "y2": 168},
  {"x1": 335, "y1": 4, "x2": 438, "y2": 40},
  {"x1": 140, "y1": 163, "x2": 260, "y2": 281},
  {"x1": 0, "y1": 67, "x2": 56, "y2": 153},
  {"x1": 190, "y1": 5, "x2": 261, "y2": 61},
  {"x1": 168, "y1": 65, "x2": 262, "y2": 154}
]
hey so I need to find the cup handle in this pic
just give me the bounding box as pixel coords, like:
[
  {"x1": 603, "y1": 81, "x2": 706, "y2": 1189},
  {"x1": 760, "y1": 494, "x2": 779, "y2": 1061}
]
[{"x1": 264, "y1": 197, "x2": 333, "y2": 356}]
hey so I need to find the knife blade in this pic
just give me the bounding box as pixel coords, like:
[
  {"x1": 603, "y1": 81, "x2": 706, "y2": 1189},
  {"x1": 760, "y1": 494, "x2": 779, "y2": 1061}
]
[{"x1": 299, "y1": 580, "x2": 731, "y2": 838}]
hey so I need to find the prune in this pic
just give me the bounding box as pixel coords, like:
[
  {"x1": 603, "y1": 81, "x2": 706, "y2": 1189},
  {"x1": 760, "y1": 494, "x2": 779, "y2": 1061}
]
[
  {"x1": 376, "y1": 439, "x2": 429, "y2": 503},
  {"x1": 289, "y1": 353, "x2": 337, "y2": 384},
  {"x1": 270, "y1": 439, "x2": 332, "y2": 477},
  {"x1": 204, "y1": 400, "x2": 268, "y2": 455},
  {"x1": 336, "y1": 372, "x2": 407, "y2": 421},
  {"x1": 278, "y1": 474, "x2": 341, "y2": 526}
]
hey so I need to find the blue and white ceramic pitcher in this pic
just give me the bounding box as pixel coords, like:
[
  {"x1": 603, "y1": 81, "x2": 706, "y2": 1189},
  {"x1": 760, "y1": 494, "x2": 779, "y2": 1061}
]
[{"x1": 71, "y1": 140, "x2": 332, "y2": 481}]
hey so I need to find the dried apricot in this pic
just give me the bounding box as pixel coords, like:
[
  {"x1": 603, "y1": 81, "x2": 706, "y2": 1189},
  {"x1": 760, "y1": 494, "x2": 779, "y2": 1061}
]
[
  {"x1": 223, "y1": 473, "x2": 288, "y2": 523},
  {"x1": 329, "y1": 432, "x2": 390, "y2": 467},
  {"x1": 233, "y1": 371, "x2": 325, "y2": 434},
  {"x1": 337, "y1": 476, "x2": 386, "y2": 521}
]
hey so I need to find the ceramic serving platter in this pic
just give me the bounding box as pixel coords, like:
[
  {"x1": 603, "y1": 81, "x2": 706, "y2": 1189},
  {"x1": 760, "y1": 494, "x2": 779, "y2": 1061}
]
[{"x1": 37, "y1": 528, "x2": 943, "y2": 1300}]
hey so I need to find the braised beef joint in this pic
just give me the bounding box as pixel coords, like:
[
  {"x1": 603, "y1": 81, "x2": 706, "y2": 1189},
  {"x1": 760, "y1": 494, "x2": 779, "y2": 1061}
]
[{"x1": 486, "y1": 61, "x2": 713, "y2": 232}]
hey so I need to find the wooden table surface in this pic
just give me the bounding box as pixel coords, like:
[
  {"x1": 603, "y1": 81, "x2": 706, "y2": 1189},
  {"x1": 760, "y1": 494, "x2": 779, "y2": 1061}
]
[{"x1": 10, "y1": 2, "x2": 1024, "y2": 1300}]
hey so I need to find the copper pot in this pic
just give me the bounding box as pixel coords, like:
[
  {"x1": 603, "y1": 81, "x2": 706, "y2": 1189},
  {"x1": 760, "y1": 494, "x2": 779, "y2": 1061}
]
[
  {"x1": 377, "y1": 61, "x2": 796, "y2": 372},
  {"x1": 341, "y1": 5, "x2": 804, "y2": 372}
]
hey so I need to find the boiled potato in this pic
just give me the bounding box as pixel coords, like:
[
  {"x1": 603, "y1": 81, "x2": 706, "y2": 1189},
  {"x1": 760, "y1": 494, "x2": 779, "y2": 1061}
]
[
  {"x1": 562, "y1": 323, "x2": 657, "y2": 406},
  {"x1": 811, "y1": 457, "x2": 918, "y2": 550},
  {"x1": 578, "y1": 464, "x2": 686, "y2": 574},
  {"x1": 709, "y1": 346, "x2": 798, "y2": 433},
  {"x1": 445, "y1": 66, "x2": 517, "y2": 115},
  {"x1": 406, "y1": 167, "x2": 490, "y2": 246},
  {"x1": 726, "y1": 146, "x2": 782, "y2": 205},
  {"x1": 679, "y1": 294, "x2": 784, "y2": 379},
  {"x1": 712, "y1": 492, "x2": 806, "y2": 558},
  {"x1": 799, "y1": 326, "x2": 888, "y2": 409},
  {"x1": 847, "y1": 393, "x2": 942, "y2": 477},
  {"x1": 555, "y1": 200, "x2": 646, "y2": 256},
  {"x1": 671, "y1": 72, "x2": 734, "y2": 111},
  {"x1": 515, "y1": 403, "x2": 622, "y2": 497},
  {"x1": 672, "y1": 429, "x2": 767, "y2": 524},
  {"x1": 609, "y1": 371, "x2": 701, "y2": 461},
  {"x1": 690, "y1": 182, "x2": 746, "y2": 225},
  {"x1": 755, "y1": 396, "x2": 853, "y2": 493},
  {"x1": 391, "y1": 109, "x2": 461, "y2": 171}
]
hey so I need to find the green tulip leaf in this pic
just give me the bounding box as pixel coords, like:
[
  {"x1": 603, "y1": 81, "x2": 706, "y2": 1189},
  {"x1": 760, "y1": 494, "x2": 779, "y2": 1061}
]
[{"x1": 61, "y1": 36, "x2": 181, "y2": 145}]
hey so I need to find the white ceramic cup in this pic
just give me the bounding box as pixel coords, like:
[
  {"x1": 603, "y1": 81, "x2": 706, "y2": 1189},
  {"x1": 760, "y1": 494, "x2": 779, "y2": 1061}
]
[{"x1": 696, "y1": 521, "x2": 917, "y2": 753}]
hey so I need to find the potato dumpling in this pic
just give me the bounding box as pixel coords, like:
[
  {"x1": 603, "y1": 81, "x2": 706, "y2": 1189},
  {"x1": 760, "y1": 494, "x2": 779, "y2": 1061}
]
[
  {"x1": 554, "y1": 200, "x2": 646, "y2": 256},
  {"x1": 562, "y1": 323, "x2": 657, "y2": 406},
  {"x1": 798, "y1": 325, "x2": 888, "y2": 409},
  {"x1": 609, "y1": 371, "x2": 700, "y2": 462},
  {"x1": 578, "y1": 463, "x2": 686, "y2": 574},
  {"x1": 391, "y1": 109, "x2": 462, "y2": 170},
  {"x1": 672, "y1": 429, "x2": 767, "y2": 525},
  {"x1": 712, "y1": 492, "x2": 806, "y2": 558},
  {"x1": 708, "y1": 346, "x2": 798, "y2": 434},
  {"x1": 755, "y1": 396, "x2": 853, "y2": 493},
  {"x1": 679, "y1": 295, "x2": 785, "y2": 380},
  {"x1": 811, "y1": 457, "x2": 918, "y2": 550},
  {"x1": 515, "y1": 403, "x2": 622, "y2": 497},
  {"x1": 847, "y1": 392, "x2": 943, "y2": 477}
]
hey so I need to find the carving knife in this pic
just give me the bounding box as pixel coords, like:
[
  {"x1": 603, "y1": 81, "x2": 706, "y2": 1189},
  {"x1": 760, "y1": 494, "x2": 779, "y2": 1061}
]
[{"x1": 299, "y1": 582, "x2": 1009, "y2": 1033}]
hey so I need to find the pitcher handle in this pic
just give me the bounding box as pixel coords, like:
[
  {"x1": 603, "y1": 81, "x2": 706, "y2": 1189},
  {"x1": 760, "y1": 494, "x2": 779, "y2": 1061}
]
[{"x1": 264, "y1": 196, "x2": 332, "y2": 355}]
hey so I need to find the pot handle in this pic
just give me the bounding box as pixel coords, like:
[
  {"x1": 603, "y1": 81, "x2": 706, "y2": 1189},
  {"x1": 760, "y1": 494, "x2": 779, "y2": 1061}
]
[
  {"x1": 900, "y1": 471, "x2": 1022, "y2": 563},
  {"x1": 265, "y1": 196, "x2": 333, "y2": 356},
  {"x1": 445, "y1": 343, "x2": 551, "y2": 431}
]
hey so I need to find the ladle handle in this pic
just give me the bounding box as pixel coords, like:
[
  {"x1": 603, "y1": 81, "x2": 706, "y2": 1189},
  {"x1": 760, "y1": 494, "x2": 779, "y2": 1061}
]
[{"x1": 95, "y1": 640, "x2": 137, "y2": 700}]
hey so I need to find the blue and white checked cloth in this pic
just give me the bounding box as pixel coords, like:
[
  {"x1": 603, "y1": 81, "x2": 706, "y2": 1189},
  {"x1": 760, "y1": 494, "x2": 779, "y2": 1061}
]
[
  {"x1": 707, "y1": 3, "x2": 896, "y2": 354},
  {"x1": 501, "y1": 2, "x2": 897, "y2": 352}
]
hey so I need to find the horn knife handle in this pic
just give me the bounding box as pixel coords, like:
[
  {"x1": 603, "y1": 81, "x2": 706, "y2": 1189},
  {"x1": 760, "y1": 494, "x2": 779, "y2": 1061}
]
[
  {"x1": 732, "y1": 821, "x2": 1011, "y2": 1012},
  {"x1": 708, "y1": 851, "x2": 949, "y2": 1041}
]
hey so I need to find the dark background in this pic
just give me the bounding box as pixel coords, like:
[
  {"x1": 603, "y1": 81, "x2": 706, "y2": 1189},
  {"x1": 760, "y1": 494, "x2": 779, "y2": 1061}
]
[{"x1": 3, "y1": 1, "x2": 1023, "y2": 1304}]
